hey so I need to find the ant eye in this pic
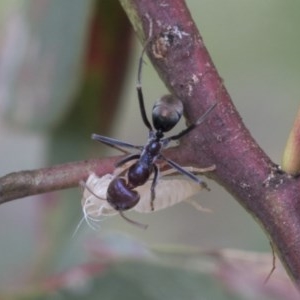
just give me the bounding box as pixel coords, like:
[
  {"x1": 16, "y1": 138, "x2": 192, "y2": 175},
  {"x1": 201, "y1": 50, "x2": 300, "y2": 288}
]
[{"x1": 152, "y1": 95, "x2": 183, "y2": 132}]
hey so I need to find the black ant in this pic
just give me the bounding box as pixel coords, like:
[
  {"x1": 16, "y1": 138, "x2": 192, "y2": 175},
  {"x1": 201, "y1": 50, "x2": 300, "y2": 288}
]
[{"x1": 91, "y1": 46, "x2": 216, "y2": 228}]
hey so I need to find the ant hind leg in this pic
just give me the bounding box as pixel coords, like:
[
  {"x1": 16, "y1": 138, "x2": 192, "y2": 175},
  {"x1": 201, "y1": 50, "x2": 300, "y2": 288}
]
[
  {"x1": 150, "y1": 164, "x2": 159, "y2": 211},
  {"x1": 119, "y1": 211, "x2": 148, "y2": 230}
]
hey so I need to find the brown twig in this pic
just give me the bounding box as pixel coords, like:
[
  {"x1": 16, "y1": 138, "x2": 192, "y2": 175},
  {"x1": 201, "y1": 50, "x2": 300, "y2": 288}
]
[{"x1": 0, "y1": 157, "x2": 120, "y2": 204}]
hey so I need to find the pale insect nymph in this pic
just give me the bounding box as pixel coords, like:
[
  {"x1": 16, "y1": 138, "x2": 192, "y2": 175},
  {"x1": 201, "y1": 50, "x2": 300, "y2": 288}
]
[{"x1": 81, "y1": 165, "x2": 215, "y2": 230}]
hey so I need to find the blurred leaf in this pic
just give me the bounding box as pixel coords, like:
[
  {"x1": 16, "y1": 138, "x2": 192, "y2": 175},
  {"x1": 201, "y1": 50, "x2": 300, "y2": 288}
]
[
  {"x1": 9, "y1": 261, "x2": 238, "y2": 300},
  {"x1": 42, "y1": 250, "x2": 299, "y2": 300},
  {"x1": 0, "y1": 0, "x2": 93, "y2": 130},
  {"x1": 48, "y1": 0, "x2": 133, "y2": 162},
  {"x1": 1, "y1": 232, "x2": 298, "y2": 299},
  {"x1": 282, "y1": 105, "x2": 300, "y2": 175},
  {"x1": 31, "y1": 0, "x2": 133, "y2": 283},
  {"x1": 53, "y1": 260, "x2": 236, "y2": 300}
]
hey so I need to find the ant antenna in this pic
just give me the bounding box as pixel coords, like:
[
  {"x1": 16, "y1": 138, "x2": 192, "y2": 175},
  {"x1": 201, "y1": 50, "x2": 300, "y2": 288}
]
[
  {"x1": 136, "y1": 41, "x2": 153, "y2": 131},
  {"x1": 119, "y1": 211, "x2": 148, "y2": 230},
  {"x1": 137, "y1": 39, "x2": 151, "y2": 87},
  {"x1": 264, "y1": 241, "x2": 276, "y2": 284}
]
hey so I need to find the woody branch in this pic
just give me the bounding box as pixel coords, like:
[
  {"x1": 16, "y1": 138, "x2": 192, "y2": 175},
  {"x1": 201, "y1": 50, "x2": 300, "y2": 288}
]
[{"x1": 119, "y1": 0, "x2": 300, "y2": 286}]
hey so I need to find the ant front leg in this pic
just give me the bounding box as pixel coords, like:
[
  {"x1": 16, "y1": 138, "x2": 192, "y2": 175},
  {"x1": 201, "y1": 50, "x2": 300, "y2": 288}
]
[
  {"x1": 166, "y1": 103, "x2": 217, "y2": 142},
  {"x1": 92, "y1": 134, "x2": 143, "y2": 151},
  {"x1": 150, "y1": 164, "x2": 159, "y2": 211}
]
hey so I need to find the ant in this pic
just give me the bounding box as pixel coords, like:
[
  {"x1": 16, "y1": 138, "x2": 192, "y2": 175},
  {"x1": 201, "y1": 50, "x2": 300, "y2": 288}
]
[{"x1": 91, "y1": 46, "x2": 216, "y2": 227}]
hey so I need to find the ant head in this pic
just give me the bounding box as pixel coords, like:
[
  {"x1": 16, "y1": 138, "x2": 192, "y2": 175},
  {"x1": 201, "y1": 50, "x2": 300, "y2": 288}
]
[{"x1": 152, "y1": 95, "x2": 183, "y2": 133}]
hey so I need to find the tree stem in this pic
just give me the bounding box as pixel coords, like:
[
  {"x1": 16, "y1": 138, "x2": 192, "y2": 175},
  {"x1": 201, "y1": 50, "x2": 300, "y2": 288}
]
[{"x1": 119, "y1": 0, "x2": 300, "y2": 287}]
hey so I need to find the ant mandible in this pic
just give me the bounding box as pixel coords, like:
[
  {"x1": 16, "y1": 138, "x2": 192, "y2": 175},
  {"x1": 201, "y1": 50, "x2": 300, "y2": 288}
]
[{"x1": 91, "y1": 45, "x2": 216, "y2": 227}]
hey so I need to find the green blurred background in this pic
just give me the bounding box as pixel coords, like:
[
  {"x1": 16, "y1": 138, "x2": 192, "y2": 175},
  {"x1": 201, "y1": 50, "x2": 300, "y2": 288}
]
[{"x1": 0, "y1": 0, "x2": 299, "y2": 297}]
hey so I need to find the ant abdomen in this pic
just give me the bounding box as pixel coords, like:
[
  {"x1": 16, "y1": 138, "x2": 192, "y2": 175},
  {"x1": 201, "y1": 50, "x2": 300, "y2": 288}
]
[
  {"x1": 152, "y1": 95, "x2": 183, "y2": 132},
  {"x1": 107, "y1": 177, "x2": 140, "y2": 211}
]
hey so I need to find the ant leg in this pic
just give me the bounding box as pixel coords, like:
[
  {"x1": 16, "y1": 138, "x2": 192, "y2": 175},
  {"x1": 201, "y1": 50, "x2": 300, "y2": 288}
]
[
  {"x1": 92, "y1": 134, "x2": 143, "y2": 151},
  {"x1": 165, "y1": 103, "x2": 217, "y2": 142},
  {"x1": 93, "y1": 139, "x2": 128, "y2": 155},
  {"x1": 115, "y1": 153, "x2": 140, "y2": 168},
  {"x1": 119, "y1": 211, "x2": 148, "y2": 230},
  {"x1": 160, "y1": 154, "x2": 210, "y2": 191},
  {"x1": 136, "y1": 46, "x2": 153, "y2": 131},
  {"x1": 150, "y1": 164, "x2": 159, "y2": 211},
  {"x1": 160, "y1": 165, "x2": 216, "y2": 177}
]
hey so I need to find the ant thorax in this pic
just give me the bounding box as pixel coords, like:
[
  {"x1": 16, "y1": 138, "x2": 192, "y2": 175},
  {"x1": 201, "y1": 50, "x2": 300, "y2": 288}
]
[{"x1": 144, "y1": 131, "x2": 163, "y2": 158}]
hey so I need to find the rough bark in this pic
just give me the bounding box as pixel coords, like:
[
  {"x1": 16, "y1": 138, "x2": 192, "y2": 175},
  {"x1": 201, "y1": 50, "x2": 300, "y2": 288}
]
[{"x1": 119, "y1": 0, "x2": 300, "y2": 286}]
